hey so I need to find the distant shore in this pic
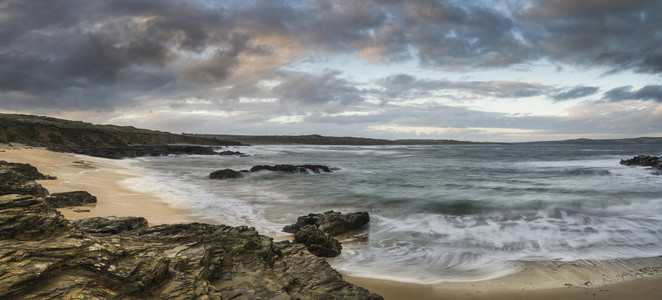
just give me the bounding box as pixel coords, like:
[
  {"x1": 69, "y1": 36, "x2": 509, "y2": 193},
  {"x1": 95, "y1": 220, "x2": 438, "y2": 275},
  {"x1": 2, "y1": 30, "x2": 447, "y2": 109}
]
[{"x1": 2, "y1": 143, "x2": 662, "y2": 300}]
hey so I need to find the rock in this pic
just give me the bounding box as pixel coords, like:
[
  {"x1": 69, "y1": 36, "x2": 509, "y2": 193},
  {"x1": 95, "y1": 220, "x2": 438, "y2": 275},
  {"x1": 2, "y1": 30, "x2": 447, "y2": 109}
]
[
  {"x1": 0, "y1": 162, "x2": 382, "y2": 299},
  {"x1": 45, "y1": 191, "x2": 97, "y2": 208},
  {"x1": 47, "y1": 145, "x2": 247, "y2": 159},
  {"x1": 0, "y1": 160, "x2": 55, "y2": 197},
  {"x1": 250, "y1": 164, "x2": 332, "y2": 174},
  {"x1": 283, "y1": 211, "x2": 370, "y2": 258},
  {"x1": 210, "y1": 164, "x2": 333, "y2": 179},
  {"x1": 284, "y1": 211, "x2": 370, "y2": 236},
  {"x1": 294, "y1": 225, "x2": 342, "y2": 257},
  {"x1": 620, "y1": 155, "x2": 662, "y2": 171},
  {"x1": 218, "y1": 150, "x2": 245, "y2": 156},
  {"x1": 74, "y1": 216, "x2": 148, "y2": 235},
  {"x1": 209, "y1": 169, "x2": 245, "y2": 179}
]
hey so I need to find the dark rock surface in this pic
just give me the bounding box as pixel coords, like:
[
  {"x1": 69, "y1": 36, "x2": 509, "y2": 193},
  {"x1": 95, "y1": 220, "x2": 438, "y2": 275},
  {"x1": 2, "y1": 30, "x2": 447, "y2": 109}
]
[
  {"x1": 209, "y1": 168, "x2": 245, "y2": 179},
  {"x1": 250, "y1": 164, "x2": 332, "y2": 174},
  {"x1": 0, "y1": 160, "x2": 55, "y2": 197},
  {"x1": 284, "y1": 211, "x2": 370, "y2": 236},
  {"x1": 45, "y1": 191, "x2": 97, "y2": 208},
  {"x1": 73, "y1": 216, "x2": 148, "y2": 234},
  {"x1": 620, "y1": 155, "x2": 662, "y2": 171},
  {"x1": 210, "y1": 164, "x2": 333, "y2": 180},
  {"x1": 0, "y1": 162, "x2": 382, "y2": 299},
  {"x1": 48, "y1": 145, "x2": 246, "y2": 159},
  {"x1": 284, "y1": 211, "x2": 370, "y2": 258},
  {"x1": 294, "y1": 225, "x2": 342, "y2": 257}
]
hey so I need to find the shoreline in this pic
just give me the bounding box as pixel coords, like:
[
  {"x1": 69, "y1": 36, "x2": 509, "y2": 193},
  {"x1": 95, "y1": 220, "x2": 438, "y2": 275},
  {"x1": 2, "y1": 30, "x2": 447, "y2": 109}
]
[{"x1": 2, "y1": 144, "x2": 662, "y2": 299}]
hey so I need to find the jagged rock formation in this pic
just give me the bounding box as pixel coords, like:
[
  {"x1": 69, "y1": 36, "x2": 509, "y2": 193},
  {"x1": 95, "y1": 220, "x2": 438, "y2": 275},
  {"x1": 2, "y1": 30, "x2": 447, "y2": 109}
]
[
  {"x1": 284, "y1": 211, "x2": 370, "y2": 257},
  {"x1": 284, "y1": 211, "x2": 370, "y2": 236},
  {"x1": 294, "y1": 225, "x2": 343, "y2": 257},
  {"x1": 0, "y1": 160, "x2": 55, "y2": 197},
  {"x1": 73, "y1": 216, "x2": 148, "y2": 234},
  {"x1": 0, "y1": 162, "x2": 382, "y2": 299},
  {"x1": 46, "y1": 191, "x2": 97, "y2": 208},
  {"x1": 620, "y1": 155, "x2": 662, "y2": 171},
  {"x1": 210, "y1": 164, "x2": 333, "y2": 179},
  {"x1": 48, "y1": 145, "x2": 247, "y2": 159}
]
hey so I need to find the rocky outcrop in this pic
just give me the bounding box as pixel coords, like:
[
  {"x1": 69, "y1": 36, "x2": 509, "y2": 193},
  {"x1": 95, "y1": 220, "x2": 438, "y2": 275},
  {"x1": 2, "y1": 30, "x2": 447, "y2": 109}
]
[
  {"x1": 45, "y1": 191, "x2": 97, "y2": 208},
  {"x1": 0, "y1": 162, "x2": 382, "y2": 299},
  {"x1": 73, "y1": 216, "x2": 148, "y2": 234},
  {"x1": 294, "y1": 225, "x2": 343, "y2": 257},
  {"x1": 210, "y1": 164, "x2": 333, "y2": 180},
  {"x1": 621, "y1": 155, "x2": 662, "y2": 171},
  {"x1": 48, "y1": 145, "x2": 247, "y2": 159},
  {"x1": 284, "y1": 211, "x2": 370, "y2": 258},
  {"x1": 284, "y1": 211, "x2": 370, "y2": 236},
  {"x1": 209, "y1": 168, "x2": 245, "y2": 179},
  {"x1": 0, "y1": 160, "x2": 55, "y2": 197},
  {"x1": 250, "y1": 164, "x2": 332, "y2": 174}
]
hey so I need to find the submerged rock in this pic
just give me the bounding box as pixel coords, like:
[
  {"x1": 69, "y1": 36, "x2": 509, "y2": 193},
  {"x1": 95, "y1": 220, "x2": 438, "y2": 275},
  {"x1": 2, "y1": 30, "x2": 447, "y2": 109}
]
[
  {"x1": 46, "y1": 191, "x2": 97, "y2": 208},
  {"x1": 209, "y1": 168, "x2": 245, "y2": 179},
  {"x1": 250, "y1": 164, "x2": 332, "y2": 174},
  {"x1": 620, "y1": 155, "x2": 662, "y2": 171},
  {"x1": 210, "y1": 164, "x2": 333, "y2": 180}
]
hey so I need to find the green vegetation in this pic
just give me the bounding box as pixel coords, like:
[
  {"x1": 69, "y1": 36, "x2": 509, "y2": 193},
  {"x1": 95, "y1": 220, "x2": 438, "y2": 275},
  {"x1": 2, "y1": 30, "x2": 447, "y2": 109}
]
[{"x1": 0, "y1": 113, "x2": 239, "y2": 147}]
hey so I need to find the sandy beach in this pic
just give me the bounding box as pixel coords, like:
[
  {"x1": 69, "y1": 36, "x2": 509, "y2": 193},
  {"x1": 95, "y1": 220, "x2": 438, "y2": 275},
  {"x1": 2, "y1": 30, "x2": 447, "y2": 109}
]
[{"x1": 2, "y1": 144, "x2": 662, "y2": 299}]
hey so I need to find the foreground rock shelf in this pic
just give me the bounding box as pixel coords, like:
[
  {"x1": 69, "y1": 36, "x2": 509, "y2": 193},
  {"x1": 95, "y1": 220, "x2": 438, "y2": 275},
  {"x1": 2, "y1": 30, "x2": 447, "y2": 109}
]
[{"x1": 0, "y1": 161, "x2": 382, "y2": 299}]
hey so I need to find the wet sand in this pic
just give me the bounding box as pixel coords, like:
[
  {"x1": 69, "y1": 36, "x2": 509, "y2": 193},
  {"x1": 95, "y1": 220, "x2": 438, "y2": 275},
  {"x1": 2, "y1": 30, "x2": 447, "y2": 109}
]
[{"x1": 2, "y1": 144, "x2": 662, "y2": 299}]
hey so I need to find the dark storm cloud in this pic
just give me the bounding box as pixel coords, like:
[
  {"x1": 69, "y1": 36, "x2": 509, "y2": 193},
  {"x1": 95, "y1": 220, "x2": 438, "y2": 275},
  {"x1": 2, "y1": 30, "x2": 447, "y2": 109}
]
[
  {"x1": 604, "y1": 85, "x2": 662, "y2": 103},
  {"x1": 519, "y1": 0, "x2": 662, "y2": 74},
  {"x1": 1, "y1": 0, "x2": 661, "y2": 113},
  {"x1": 552, "y1": 86, "x2": 600, "y2": 101}
]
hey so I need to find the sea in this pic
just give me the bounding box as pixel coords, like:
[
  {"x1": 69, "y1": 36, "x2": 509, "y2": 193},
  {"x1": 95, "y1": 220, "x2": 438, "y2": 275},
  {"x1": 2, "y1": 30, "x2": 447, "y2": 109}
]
[{"x1": 119, "y1": 144, "x2": 662, "y2": 284}]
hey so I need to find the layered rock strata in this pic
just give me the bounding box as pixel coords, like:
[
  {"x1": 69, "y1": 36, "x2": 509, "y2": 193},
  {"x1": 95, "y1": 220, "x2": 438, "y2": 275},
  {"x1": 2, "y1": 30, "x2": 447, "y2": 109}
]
[{"x1": 0, "y1": 162, "x2": 382, "y2": 299}]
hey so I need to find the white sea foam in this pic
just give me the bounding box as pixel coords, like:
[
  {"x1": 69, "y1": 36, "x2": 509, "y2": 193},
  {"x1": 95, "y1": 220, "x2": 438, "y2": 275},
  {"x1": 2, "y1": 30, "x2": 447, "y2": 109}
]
[{"x1": 115, "y1": 145, "x2": 662, "y2": 284}]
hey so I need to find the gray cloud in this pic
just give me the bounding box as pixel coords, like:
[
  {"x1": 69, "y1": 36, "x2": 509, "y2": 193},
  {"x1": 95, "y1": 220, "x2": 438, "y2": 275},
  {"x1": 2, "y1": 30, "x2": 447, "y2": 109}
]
[
  {"x1": 273, "y1": 70, "x2": 364, "y2": 105},
  {"x1": 552, "y1": 86, "x2": 600, "y2": 101},
  {"x1": 377, "y1": 74, "x2": 547, "y2": 100},
  {"x1": 604, "y1": 85, "x2": 662, "y2": 102}
]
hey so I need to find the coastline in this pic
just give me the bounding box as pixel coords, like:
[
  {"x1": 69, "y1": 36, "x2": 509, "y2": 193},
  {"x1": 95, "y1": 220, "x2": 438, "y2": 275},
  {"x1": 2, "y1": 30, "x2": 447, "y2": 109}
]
[
  {"x1": 2, "y1": 144, "x2": 662, "y2": 299},
  {"x1": 0, "y1": 144, "x2": 203, "y2": 225}
]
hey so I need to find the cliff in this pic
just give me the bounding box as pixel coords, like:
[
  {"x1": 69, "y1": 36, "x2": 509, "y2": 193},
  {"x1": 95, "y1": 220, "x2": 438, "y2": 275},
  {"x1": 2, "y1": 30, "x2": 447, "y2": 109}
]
[{"x1": 0, "y1": 113, "x2": 240, "y2": 146}]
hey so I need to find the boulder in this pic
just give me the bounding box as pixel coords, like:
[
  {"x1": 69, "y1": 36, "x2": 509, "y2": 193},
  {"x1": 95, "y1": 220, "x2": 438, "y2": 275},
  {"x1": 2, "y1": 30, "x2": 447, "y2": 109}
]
[
  {"x1": 293, "y1": 225, "x2": 342, "y2": 257},
  {"x1": 45, "y1": 191, "x2": 97, "y2": 208},
  {"x1": 209, "y1": 169, "x2": 245, "y2": 179},
  {"x1": 284, "y1": 211, "x2": 370, "y2": 236}
]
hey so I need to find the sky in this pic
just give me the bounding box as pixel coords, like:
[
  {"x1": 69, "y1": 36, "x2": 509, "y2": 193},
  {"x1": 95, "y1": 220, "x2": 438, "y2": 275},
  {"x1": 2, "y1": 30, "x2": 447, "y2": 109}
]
[{"x1": 0, "y1": 0, "x2": 661, "y2": 142}]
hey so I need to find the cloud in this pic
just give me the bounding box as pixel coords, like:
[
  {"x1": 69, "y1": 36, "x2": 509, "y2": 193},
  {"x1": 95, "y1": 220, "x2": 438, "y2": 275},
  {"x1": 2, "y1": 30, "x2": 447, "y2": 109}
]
[
  {"x1": 376, "y1": 74, "x2": 547, "y2": 100},
  {"x1": 552, "y1": 86, "x2": 599, "y2": 101},
  {"x1": 272, "y1": 70, "x2": 364, "y2": 106},
  {"x1": 604, "y1": 85, "x2": 662, "y2": 102}
]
